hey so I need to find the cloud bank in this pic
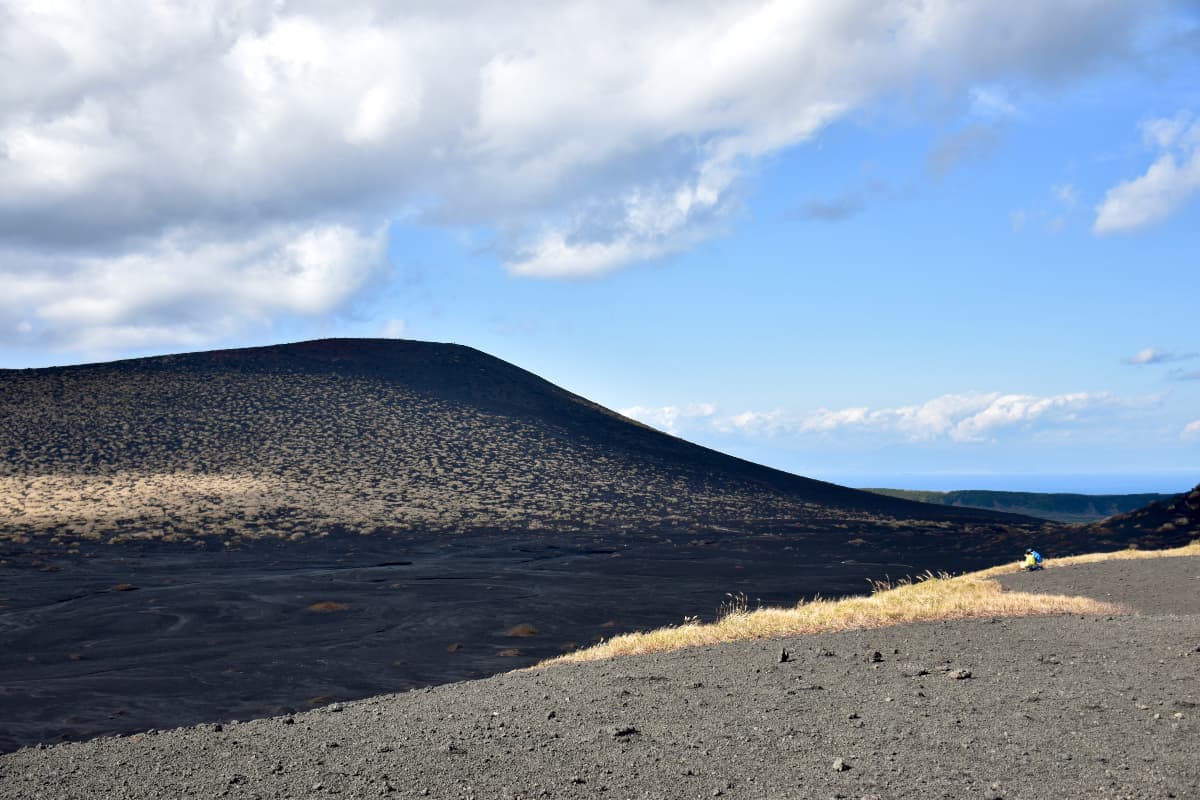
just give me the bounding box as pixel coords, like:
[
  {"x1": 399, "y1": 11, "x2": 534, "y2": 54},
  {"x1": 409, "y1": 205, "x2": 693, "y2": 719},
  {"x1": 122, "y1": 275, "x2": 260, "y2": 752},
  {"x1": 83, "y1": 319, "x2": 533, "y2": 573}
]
[
  {"x1": 0, "y1": 0, "x2": 1181, "y2": 349},
  {"x1": 623, "y1": 390, "x2": 1120, "y2": 443}
]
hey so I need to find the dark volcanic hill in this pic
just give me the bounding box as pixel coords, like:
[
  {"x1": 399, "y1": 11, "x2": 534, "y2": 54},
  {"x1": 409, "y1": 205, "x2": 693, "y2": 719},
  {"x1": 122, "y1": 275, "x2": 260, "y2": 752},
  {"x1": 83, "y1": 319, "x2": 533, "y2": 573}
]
[
  {"x1": 0, "y1": 338, "x2": 1188, "y2": 556},
  {"x1": 0, "y1": 339, "x2": 1018, "y2": 548},
  {"x1": 1084, "y1": 483, "x2": 1200, "y2": 547}
]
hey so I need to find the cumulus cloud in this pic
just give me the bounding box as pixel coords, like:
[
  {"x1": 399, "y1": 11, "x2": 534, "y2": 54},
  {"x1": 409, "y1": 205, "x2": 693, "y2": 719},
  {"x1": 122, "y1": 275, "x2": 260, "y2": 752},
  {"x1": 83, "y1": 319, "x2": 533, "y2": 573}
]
[
  {"x1": 624, "y1": 390, "x2": 1127, "y2": 443},
  {"x1": 618, "y1": 403, "x2": 717, "y2": 435},
  {"x1": 707, "y1": 391, "x2": 1115, "y2": 442},
  {"x1": 2, "y1": 222, "x2": 385, "y2": 351},
  {"x1": 0, "y1": 1, "x2": 1180, "y2": 348},
  {"x1": 1183, "y1": 420, "x2": 1200, "y2": 439},
  {"x1": 1094, "y1": 112, "x2": 1200, "y2": 233}
]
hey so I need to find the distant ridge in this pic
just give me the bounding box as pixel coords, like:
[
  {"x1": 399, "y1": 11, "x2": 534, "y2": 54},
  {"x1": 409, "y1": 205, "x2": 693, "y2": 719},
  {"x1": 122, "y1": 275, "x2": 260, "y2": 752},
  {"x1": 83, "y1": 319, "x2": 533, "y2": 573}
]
[
  {"x1": 1085, "y1": 484, "x2": 1200, "y2": 543},
  {"x1": 0, "y1": 338, "x2": 1191, "y2": 556},
  {"x1": 864, "y1": 488, "x2": 1178, "y2": 524}
]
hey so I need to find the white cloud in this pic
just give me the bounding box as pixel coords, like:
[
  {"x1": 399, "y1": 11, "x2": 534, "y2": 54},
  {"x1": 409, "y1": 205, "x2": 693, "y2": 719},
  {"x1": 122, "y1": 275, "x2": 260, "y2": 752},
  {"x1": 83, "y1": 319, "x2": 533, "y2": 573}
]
[
  {"x1": 1183, "y1": 420, "x2": 1200, "y2": 439},
  {"x1": 0, "y1": 222, "x2": 385, "y2": 350},
  {"x1": 1125, "y1": 347, "x2": 1168, "y2": 364},
  {"x1": 1094, "y1": 113, "x2": 1200, "y2": 234},
  {"x1": 1122, "y1": 347, "x2": 1198, "y2": 365},
  {"x1": 619, "y1": 403, "x2": 717, "y2": 435},
  {"x1": 711, "y1": 390, "x2": 1114, "y2": 443},
  {"x1": 0, "y1": 1, "x2": 1179, "y2": 349}
]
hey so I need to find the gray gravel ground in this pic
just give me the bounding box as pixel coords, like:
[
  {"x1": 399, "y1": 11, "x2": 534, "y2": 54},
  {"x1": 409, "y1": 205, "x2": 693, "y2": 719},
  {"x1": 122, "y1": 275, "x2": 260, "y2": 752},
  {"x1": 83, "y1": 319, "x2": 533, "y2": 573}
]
[{"x1": 3, "y1": 557, "x2": 1198, "y2": 800}]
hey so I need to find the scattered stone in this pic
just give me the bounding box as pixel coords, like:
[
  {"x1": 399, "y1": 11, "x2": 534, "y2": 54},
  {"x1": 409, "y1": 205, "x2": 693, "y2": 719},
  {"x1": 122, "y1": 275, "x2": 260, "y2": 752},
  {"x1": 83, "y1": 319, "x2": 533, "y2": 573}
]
[
  {"x1": 898, "y1": 663, "x2": 929, "y2": 677},
  {"x1": 832, "y1": 757, "x2": 849, "y2": 772},
  {"x1": 779, "y1": 648, "x2": 791, "y2": 663},
  {"x1": 610, "y1": 725, "x2": 638, "y2": 738},
  {"x1": 546, "y1": 710, "x2": 556, "y2": 720},
  {"x1": 949, "y1": 669, "x2": 972, "y2": 680},
  {"x1": 870, "y1": 651, "x2": 883, "y2": 663}
]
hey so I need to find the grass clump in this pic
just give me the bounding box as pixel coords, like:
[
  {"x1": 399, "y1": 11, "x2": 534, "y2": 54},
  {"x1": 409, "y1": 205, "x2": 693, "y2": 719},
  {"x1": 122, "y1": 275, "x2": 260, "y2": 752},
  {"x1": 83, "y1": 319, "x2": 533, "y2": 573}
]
[{"x1": 536, "y1": 540, "x2": 1200, "y2": 668}]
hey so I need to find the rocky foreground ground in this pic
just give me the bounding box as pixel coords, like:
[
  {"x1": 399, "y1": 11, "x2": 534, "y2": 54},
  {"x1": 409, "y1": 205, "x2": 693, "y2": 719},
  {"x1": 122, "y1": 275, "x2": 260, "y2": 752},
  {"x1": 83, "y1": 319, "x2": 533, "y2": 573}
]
[{"x1": 2, "y1": 556, "x2": 1198, "y2": 800}]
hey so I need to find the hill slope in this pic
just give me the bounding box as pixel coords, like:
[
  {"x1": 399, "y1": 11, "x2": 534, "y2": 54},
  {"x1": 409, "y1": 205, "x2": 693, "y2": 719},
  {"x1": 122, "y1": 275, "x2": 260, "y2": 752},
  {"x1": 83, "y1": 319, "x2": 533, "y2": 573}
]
[
  {"x1": 864, "y1": 488, "x2": 1176, "y2": 523},
  {"x1": 1084, "y1": 484, "x2": 1200, "y2": 545},
  {"x1": 1, "y1": 338, "x2": 1040, "y2": 552}
]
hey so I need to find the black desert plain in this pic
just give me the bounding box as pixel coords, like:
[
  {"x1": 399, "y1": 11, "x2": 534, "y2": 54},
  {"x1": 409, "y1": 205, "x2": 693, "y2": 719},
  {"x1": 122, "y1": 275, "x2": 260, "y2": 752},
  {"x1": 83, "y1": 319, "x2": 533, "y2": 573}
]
[{"x1": 2, "y1": 338, "x2": 1198, "y2": 799}]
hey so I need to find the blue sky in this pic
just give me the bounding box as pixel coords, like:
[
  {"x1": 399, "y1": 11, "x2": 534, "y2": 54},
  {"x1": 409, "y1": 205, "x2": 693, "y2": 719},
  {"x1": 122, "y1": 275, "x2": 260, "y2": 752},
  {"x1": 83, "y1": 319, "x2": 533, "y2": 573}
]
[{"x1": 1, "y1": 1, "x2": 1198, "y2": 493}]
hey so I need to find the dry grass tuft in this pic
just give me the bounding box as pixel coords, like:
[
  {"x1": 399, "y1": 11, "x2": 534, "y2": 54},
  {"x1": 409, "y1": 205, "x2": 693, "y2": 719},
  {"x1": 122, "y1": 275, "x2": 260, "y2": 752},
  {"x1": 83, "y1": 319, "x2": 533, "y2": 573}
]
[
  {"x1": 505, "y1": 623, "x2": 540, "y2": 637},
  {"x1": 306, "y1": 601, "x2": 351, "y2": 613},
  {"x1": 535, "y1": 541, "x2": 1200, "y2": 669}
]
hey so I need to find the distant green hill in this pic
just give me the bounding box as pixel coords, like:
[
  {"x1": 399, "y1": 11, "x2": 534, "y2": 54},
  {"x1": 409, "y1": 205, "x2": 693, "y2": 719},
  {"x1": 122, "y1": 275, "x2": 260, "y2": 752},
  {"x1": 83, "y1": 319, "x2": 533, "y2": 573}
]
[{"x1": 863, "y1": 489, "x2": 1179, "y2": 524}]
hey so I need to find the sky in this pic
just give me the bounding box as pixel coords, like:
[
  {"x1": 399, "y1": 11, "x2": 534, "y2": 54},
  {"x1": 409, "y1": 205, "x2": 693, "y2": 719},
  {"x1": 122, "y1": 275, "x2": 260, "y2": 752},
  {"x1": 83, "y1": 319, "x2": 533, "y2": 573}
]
[{"x1": 1, "y1": 1, "x2": 1198, "y2": 493}]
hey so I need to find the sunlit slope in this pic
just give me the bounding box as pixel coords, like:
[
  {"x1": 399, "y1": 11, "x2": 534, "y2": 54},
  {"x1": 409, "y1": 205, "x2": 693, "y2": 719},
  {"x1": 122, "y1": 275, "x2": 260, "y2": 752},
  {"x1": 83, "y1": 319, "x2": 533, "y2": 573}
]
[{"x1": 0, "y1": 339, "x2": 1081, "y2": 548}]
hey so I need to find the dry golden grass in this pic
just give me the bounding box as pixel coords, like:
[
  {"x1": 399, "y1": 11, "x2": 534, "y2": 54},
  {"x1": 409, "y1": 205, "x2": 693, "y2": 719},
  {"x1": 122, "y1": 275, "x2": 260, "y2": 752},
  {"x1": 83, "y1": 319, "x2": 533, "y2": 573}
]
[
  {"x1": 306, "y1": 601, "x2": 350, "y2": 613},
  {"x1": 536, "y1": 542, "x2": 1200, "y2": 668},
  {"x1": 967, "y1": 540, "x2": 1200, "y2": 579}
]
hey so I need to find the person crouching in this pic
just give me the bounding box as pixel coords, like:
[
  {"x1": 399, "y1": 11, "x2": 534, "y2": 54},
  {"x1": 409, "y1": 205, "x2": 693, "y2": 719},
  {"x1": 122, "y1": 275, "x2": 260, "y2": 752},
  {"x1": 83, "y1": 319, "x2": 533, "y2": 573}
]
[{"x1": 1023, "y1": 548, "x2": 1044, "y2": 571}]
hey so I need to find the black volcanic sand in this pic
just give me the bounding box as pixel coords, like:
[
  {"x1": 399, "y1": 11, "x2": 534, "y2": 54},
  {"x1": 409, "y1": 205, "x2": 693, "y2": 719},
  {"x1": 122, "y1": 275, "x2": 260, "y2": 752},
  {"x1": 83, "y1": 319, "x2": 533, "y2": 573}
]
[
  {"x1": 3, "y1": 558, "x2": 1197, "y2": 799},
  {"x1": 0, "y1": 530, "x2": 973, "y2": 754}
]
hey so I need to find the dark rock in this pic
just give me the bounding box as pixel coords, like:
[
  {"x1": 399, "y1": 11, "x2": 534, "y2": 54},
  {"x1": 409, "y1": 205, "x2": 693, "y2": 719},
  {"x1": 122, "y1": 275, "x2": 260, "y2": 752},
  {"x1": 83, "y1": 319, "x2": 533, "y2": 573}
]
[{"x1": 779, "y1": 648, "x2": 791, "y2": 663}]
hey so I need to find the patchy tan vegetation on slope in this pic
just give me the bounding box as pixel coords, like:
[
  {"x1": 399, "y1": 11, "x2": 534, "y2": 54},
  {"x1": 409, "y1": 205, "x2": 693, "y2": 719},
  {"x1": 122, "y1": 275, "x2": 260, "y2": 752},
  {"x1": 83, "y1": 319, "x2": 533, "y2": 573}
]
[{"x1": 537, "y1": 542, "x2": 1200, "y2": 667}]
